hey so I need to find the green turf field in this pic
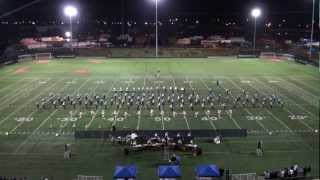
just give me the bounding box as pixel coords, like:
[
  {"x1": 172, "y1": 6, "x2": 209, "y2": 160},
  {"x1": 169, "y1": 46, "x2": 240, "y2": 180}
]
[{"x1": 0, "y1": 57, "x2": 319, "y2": 179}]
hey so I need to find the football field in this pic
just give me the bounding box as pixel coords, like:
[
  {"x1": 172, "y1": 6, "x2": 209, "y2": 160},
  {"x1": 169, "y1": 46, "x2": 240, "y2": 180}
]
[{"x1": 0, "y1": 57, "x2": 319, "y2": 179}]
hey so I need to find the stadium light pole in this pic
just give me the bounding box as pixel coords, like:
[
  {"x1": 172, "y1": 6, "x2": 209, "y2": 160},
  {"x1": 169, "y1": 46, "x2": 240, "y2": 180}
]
[
  {"x1": 151, "y1": 0, "x2": 159, "y2": 58},
  {"x1": 65, "y1": 31, "x2": 72, "y2": 41},
  {"x1": 64, "y1": 5, "x2": 78, "y2": 43},
  {"x1": 309, "y1": 0, "x2": 315, "y2": 56},
  {"x1": 251, "y1": 8, "x2": 261, "y2": 50},
  {"x1": 156, "y1": 0, "x2": 158, "y2": 58}
]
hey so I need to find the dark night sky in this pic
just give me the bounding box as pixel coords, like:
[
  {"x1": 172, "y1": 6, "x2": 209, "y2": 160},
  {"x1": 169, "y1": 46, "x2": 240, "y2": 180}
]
[{"x1": 0, "y1": 0, "x2": 317, "y2": 22}]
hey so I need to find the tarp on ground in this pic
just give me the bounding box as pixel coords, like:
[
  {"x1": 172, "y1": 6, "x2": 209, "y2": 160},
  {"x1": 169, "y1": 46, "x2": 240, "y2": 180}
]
[
  {"x1": 196, "y1": 164, "x2": 220, "y2": 177},
  {"x1": 113, "y1": 165, "x2": 137, "y2": 179},
  {"x1": 158, "y1": 165, "x2": 181, "y2": 178}
]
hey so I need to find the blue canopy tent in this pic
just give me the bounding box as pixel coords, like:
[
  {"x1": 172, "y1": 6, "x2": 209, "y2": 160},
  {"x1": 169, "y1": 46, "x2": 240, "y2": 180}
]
[
  {"x1": 196, "y1": 164, "x2": 221, "y2": 178},
  {"x1": 113, "y1": 165, "x2": 137, "y2": 180},
  {"x1": 158, "y1": 165, "x2": 181, "y2": 179}
]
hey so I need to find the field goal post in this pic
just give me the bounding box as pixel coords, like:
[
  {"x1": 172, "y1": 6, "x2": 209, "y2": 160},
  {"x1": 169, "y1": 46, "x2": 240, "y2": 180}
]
[
  {"x1": 260, "y1": 52, "x2": 277, "y2": 59},
  {"x1": 231, "y1": 173, "x2": 263, "y2": 180},
  {"x1": 76, "y1": 175, "x2": 103, "y2": 180},
  {"x1": 18, "y1": 54, "x2": 34, "y2": 63},
  {"x1": 34, "y1": 52, "x2": 52, "y2": 61}
]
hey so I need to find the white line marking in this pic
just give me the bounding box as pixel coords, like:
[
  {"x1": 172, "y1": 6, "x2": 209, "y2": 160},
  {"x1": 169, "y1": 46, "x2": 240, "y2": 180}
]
[
  {"x1": 0, "y1": 78, "x2": 62, "y2": 126},
  {"x1": 200, "y1": 78, "x2": 210, "y2": 90},
  {"x1": 13, "y1": 110, "x2": 58, "y2": 154},
  {"x1": 0, "y1": 78, "x2": 39, "y2": 107},
  {"x1": 203, "y1": 78, "x2": 243, "y2": 129},
  {"x1": 56, "y1": 78, "x2": 89, "y2": 132},
  {"x1": 206, "y1": 113, "x2": 217, "y2": 130},
  {"x1": 183, "y1": 115, "x2": 191, "y2": 130},
  {"x1": 14, "y1": 78, "x2": 90, "y2": 153},
  {"x1": 170, "y1": 75, "x2": 176, "y2": 88},
  {"x1": 82, "y1": 82, "x2": 101, "y2": 129},
  {"x1": 244, "y1": 108, "x2": 269, "y2": 132},
  {"x1": 264, "y1": 110, "x2": 313, "y2": 150},
  {"x1": 9, "y1": 111, "x2": 36, "y2": 133},
  {"x1": 289, "y1": 77, "x2": 319, "y2": 92},
  {"x1": 199, "y1": 78, "x2": 224, "y2": 130},
  {"x1": 255, "y1": 78, "x2": 317, "y2": 117},
  {"x1": 228, "y1": 78, "x2": 269, "y2": 131},
  {"x1": 253, "y1": 78, "x2": 316, "y2": 130},
  {"x1": 280, "y1": 77, "x2": 318, "y2": 99},
  {"x1": 86, "y1": 113, "x2": 97, "y2": 129},
  {"x1": 230, "y1": 116, "x2": 241, "y2": 129},
  {"x1": 0, "y1": 78, "x2": 27, "y2": 93},
  {"x1": 136, "y1": 115, "x2": 141, "y2": 130},
  {"x1": 160, "y1": 113, "x2": 165, "y2": 130}
]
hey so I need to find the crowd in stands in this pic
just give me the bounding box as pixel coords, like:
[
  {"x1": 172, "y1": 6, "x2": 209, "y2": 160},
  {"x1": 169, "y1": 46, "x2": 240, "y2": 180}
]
[{"x1": 263, "y1": 165, "x2": 311, "y2": 179}]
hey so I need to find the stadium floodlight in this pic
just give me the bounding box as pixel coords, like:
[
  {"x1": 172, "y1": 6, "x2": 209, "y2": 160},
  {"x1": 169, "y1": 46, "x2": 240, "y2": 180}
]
[
  {"x1": 251, "y1": 8, "x2": 261, "y2": 49},
  {"x1": 64, "y1": 6, "x2": 78, "y2": 17},
  {"x1": 64, "y1": 5, "x2": 78, "y2": 44},
  {"x1": 251, "y1": 8, "x2": 261, "y2": 18},
  {"x1": 65, "y1": 31, "x2": 72, "y2": 38}
]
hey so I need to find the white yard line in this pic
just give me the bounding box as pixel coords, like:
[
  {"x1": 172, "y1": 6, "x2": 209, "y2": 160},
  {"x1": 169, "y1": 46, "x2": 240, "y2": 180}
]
[
  {"x1": 0, "y1": 78, "x2": 63, "y2": 126},
  {"x1": 206, "y1": 113, "x2": 217, "y2": 130},
  {"x1": 137, "y1": 77, "x2": 146, "y2": 130},
  {"x1": 230, "y1": 116, "x2": 242, "y2": 129},
  {"x1": 292, "y1": 74, "x2": 319, "y2": 81},
  {"x1": 0, "y1": 77, "x2": 27, "y2": 93},
  {"x1": 86, "y1": 113, "x2": 97, "y2": 129},
  {"x1": 84, "y1": 83, "x2": 101, "y2": 129},
  {"x1": 254, "y1": 78, "x2": 317, "y2": 118},
  {"x1": 57, "y1": 78, "x2": 91, "y2": 131},
  {"x1": 161, "y1": 114, "x2": 165, "y2": 130},
  {"x1": 289, "y1": 77, "x2": 319, "y2": 92},
  {"x1": 9, "y1": 111, "x2": 37, "y2": 133},
  {"x1": 268, "y1": 77, "x2": 318, "y2": 108},
  {"x1": 203, "y1": 78, "x2": 243, "y2": 129},
  {"x1": 244, "y1": 108, "x2": 269, "y2": 132},
  {"x1": 227, "y1": 78, "x2": 269, "y2": 132},
  {"x1": 199, "y1": 78, "x2": 217, "y2": 130},
  {"x1": 264, "y1": 110, "x2": 313, "y2": 150},
  {"x1": 171, "y1": 75, "x2": 176, "y2": 87},
  {"x1": 232, "y1": 76, "x2": 313, "y2": 134},
  {"x1": 242, "y1": 80, "x2": 295, "y2": 132},
  {"x1": 183, "y1": 115, "x2": 191, "y2": 130},
  {"x1": 82, "y1": 80, "x2": 104, "y2": 128},
  {"x1": 249, "y1": 79, "x2": 313, "y2": 131},
  {"x1": 1, "y1": 149, "x2": 318, "y2": 156},
  {"x1": 200, "y1": 78, "x2": 210, "y2": 90},
  {"x1": 172, "y1": 76, "x2": 190, "y2": 130},
  {"x1": 136, "y1": 115, "x2": 141, "y2": 130},
  {"x1": 198, "y1": 77, "x2": 220, "y2": 130},
  {"x1": 104, "y1": 79, "x2": 119, "y2": 128},
  {"x1": 77, "y1": 78, "x2": 91, "y2": 93},
  {"x1": 13, "y1": 110, "x2": 58, "y2": 154},
  {"x1": 52, "y1": 78, "x2": 86, "y2": 133},
  {"x1": 290, "y1": 114, "x2": 314, "y2": 131},
  {"x1": 152, "y1": 77, "x2": 165, "y2": 130},
  {"x1": 13, "y1": 78, "x2": 72, "y2": 134},
  {"x1": 279, "y1": 77, "x2": 318, "y2": 99},
  {"x1": 265, "y1": 110, "x2": 292, "y2": 131},
  {"x1": 14, "y1": 78, "x2": 90, "y2": 153},
  {"x1": 9, "y1": 78, "x2": 66, "y2": 134},
  {"x1": 0, "y1": 78, "x2": 40, "y2": 107},
  {"x1": 204, "y1": 149, "x2": 318, "y2": 154}
]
